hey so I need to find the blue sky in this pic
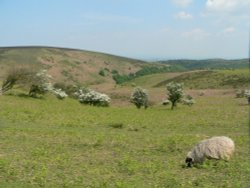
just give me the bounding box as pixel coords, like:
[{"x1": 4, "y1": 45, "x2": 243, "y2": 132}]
[{"x1": 0, "y1": 0, "x2": 249, "y2": 60}]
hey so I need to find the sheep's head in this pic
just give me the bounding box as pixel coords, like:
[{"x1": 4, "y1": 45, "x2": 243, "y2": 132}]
[{"x1": 185, "y1": 152, "x2": 193, "y2": 167}]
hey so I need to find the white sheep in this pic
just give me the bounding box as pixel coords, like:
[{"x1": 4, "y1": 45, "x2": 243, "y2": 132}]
[{"x1": 185, "y1": 136, "x2": 235, "y2": 167}]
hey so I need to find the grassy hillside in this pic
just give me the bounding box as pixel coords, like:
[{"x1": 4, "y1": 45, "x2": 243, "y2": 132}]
[
  {"x1": 151, "y1": 69, "x2": 250, "y2": 89},
  {"x1": 0, "y1": 92, "x2": 249, "y2": 187},
  {"x1": 0, "y1": 46, "x2": 169, "y2": 87},
  {"x1": 158, "y1": 59, "x2": 249, "y2": 70}
]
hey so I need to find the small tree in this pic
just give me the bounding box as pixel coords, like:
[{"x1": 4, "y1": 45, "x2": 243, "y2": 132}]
[
  {"x1": 1, "y1": 66, "x2": 36, "y2": 94},
  {"x1": 130, "y1": 87, "x2": 149, "y2": 109},
  {"x1": 166, "y1": 82, "x2": 184, "y2": 110}
]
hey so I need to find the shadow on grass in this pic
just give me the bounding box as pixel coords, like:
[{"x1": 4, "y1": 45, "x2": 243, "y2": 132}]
[{"x1": 4, "y1": 92, "x2": 45, "y2": 100}]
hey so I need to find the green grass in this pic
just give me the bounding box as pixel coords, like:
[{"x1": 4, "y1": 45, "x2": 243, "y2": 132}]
[{"x1": 0, "y1": 93, "x2": 249, "y2": 187}]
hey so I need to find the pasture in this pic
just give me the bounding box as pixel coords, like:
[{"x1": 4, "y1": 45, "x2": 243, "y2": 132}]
[{"x1": 0, "y1": 90, "x2": 249, "y2": 187}]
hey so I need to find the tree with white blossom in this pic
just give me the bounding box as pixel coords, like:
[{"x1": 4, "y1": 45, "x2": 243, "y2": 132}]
[
  {"x1": 130, "y1": 87, "x2": 149, "y2": 109},
  {"x1": 75, "y1": 88, "x2": 110, "y2": 107},
  {"x1": 166, "y1": 82, "x2": 184, "y2": 110}
]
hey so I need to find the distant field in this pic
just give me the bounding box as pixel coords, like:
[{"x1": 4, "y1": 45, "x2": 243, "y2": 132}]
[
  {"x1": 129, "y1": 69, "x2": 250, "y2": 89},
  {"x1": 0, "y1": 92, "x2": 249, "y2": 187}
]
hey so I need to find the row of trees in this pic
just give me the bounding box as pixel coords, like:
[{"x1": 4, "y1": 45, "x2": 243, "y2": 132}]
[
  {"x1": 0, "y1": 66, "x2": 111, "y2": 106},
  {"x1": 3, "y1": 67, "x2": 247, "y2": 108},
  {"x1": 130, "y1": 82, "x2": 195, "y2": 110},
  {"x1": 112, "y1": 66, "x2": 170, "y2": 84},
  {"x1": 0, "y1": 66, "x2": 194, "y2": 109},
  {"x1": 0, "y1": 67, "x2": 67, "y2": 99}
]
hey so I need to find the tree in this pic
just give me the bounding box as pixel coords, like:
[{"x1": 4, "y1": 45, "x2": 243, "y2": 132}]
[
  {"x1": 1, "y1": 66, "x2": 37, "y2": 94},
  {"x1": 130, "y1": 87, "x2": 149, "y2": 109},
  {"x1": 166, "y1": 82, "x2": 184, "y2": 110}
]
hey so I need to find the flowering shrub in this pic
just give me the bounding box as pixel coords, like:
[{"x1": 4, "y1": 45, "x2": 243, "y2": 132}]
[
  {"x1": 182, "y1": 99, "x2": 195, "y2": 106},
  {"x1": 166, "y1": 82, "x2": 184, "y2": 109},
  {"x1": 162, "y1": 99, "x2": 171, "y2": 106},
  {"x1": 29, "y1": 70, "x2": 53, "y2": 97},
  {"x1": 76, "y1": 88, "x2": 110, "y2": 107},
  {"x1": 182, "y1": 95, "x2": 195, "y2": 106},
  {"x1": 244, "y1": 90, "x2": 250, "y2": 105},
  {"x1": 130, "y1": 87, "x2": 149, "y2": 109},
  {"x1": 235, "y1": 90, "x2": 245, "y2": 98},
  {"x1": 52, "y1": 88, "x2": 68, "y2": 100},
  {"x1": 29, "y1": 70, "x2": 68, "y2": 100}
]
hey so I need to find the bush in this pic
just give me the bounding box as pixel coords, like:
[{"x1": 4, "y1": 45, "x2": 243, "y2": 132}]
[
  {"x1": 236, "y1": 90, "x2": 245, "y2": 98},
  {"x1": 244, "y1": 90, "x2": 250, "y2": 105},
  {"x1": 130, "y1": 87, "x2": 149, "y2": 109},
  {"x1": 53, "y1": 83, "x2": 79, "y2": 98},
  {"x1": 182, "y1": 94, "x2": 195, "y2": 106},
  {"x1": 28, "y1": 70, "x2": 53, "y2": 97},
  {"x1": 99, "y1": 69, "x2": 106, "y2": 77},
  {"x1": 111, "y1": 69, "x2": 119, "y2": 74},
  {"x1": 166, "y1": 82, "x2": 184, "y2": 110},
  {"x1": 162, "y1": 99, "x2": 171, "y2": 106},
  {"x1": 76, "y1": 88, "x2": 110, "y2": 107},
  {"x1": 182, "y1": 99, "x2": 195, "y2": 106},
  {"x1": 52, "y1": 89, "x2": 68, "y2": 100}
]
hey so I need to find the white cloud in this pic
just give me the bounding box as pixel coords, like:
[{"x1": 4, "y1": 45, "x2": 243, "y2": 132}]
[
  {"x1": 175, "y1": 11, "x2": 193, "y2": 20},
  {"x1": 182, "y1": 28, "x2": 210, "y2": 39},
  {"x1": 172, "y1": 0, "x2": 193, "y2": 7},
  {"x1": 216, "y1": 26, "x2": 236, "y2": 36},
  {"x1": 206, "y1": 0, "x2": 250, "y2": 12},
  {"x1": 223, "y1": 26, "x2": 235, "y2": 33}
]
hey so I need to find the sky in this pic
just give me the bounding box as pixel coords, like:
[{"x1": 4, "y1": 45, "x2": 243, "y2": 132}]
[{"x1": 0, "y1": 0, "x2": 250, "y2": 60}]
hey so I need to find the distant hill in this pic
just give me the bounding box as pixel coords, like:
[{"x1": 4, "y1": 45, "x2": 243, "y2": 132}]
[
  {"x1": 0, "y1": 46, "x2": 169, "y2": 87},
  {"x1": 157, "y1": 59, "x2": 249, "y2": 70},
  {"x1": 153, "y1": 69, "x2": 250, "y2": 89}
]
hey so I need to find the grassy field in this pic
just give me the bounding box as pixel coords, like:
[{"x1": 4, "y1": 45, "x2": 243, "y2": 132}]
[{"x1": 0, "y1": 91, "x2": 249, "y2": 187}]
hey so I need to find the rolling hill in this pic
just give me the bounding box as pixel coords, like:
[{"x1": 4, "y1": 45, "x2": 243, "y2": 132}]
[
  {"x1": 123, "y1": 69, "x2": 250, "y2": 90},
  {"x1": 153, "y1": 69, "x2": 250, "y2": 89},
  {"x1": 1, "y1": 46, "x2": 249, "y2": 91},
  {"x1": 0, "y1": 46, "x2": 169, "y2": 87},
  {"x1": 158, "y1": 59, "x2": 249, "y2": 70}
]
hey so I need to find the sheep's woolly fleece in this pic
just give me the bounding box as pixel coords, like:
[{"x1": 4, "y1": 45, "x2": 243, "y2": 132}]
[{"x1": 187, "y1": 136, "x2": 235, "y2": 164}]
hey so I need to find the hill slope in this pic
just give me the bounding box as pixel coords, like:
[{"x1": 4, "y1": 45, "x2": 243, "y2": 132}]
[
  {"x1": 0, "y1": 46, "x2": 168, "y2": 87},
  {"x1": 153, "y1": 69, "x2": 250, "y2": 89},
  {"x1": 158, "y1": 59, "x2": 249, "y2": 70},
  {"x1": 123, "y1": 69, "x2": 249, "y2": 89}
]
